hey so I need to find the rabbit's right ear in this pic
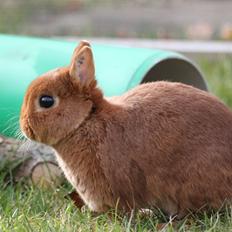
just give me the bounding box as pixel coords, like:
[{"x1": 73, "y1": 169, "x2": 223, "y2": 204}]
[{"x1": 69, "y1": 41, "x2": 95, "y2": 88}]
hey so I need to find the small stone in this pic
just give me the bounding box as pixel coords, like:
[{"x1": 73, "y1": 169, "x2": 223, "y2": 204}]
[{"x1": 0, "y1": 137, "x2": 4, "y2": 144}]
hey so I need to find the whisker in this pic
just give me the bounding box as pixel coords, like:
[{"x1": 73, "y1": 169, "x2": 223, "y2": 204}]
[
  {"x1": 2, "y1": 114, "x2": 20, "y2": 136},
  {"x1": 19, "y1": 139, "x2": 34, "y2": 153},
  {"x1": 15, "y1": 128, "x2": 25, "y2": 141}
]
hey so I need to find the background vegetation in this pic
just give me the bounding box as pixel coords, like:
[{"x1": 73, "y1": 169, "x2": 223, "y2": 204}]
[
  {"x1": 1, "y1": 0, "x2": 232, "y2": 40},
  {"x1": 201, "y1": 57, "x2": 232, "y2": 108}
]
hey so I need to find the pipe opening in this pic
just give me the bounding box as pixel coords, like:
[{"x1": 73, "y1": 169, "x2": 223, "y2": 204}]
[{"x1": 142, "y1": 58, "x2": 208, "y2": 91}]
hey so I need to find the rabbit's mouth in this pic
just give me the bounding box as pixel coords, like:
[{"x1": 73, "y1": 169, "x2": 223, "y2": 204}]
[
  {"x1": 28, "y1": 124, "x2": 36, "y2": 140},
  {"x1": 21, "y1": 119, "x2": 36, "y2": 141}
]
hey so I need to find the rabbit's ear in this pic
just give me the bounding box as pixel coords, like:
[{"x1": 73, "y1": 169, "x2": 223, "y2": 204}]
[
  {"x1": 69, "y1": 42, "x2": 95, "y2": 87},
  {"x1": 71, "y1": 40, "x2": 91, "y2": 56}
]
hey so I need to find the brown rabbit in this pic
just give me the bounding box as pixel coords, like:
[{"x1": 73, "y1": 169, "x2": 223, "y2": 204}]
[{"x1": 20, "y1": 41, "x2": 232, "y2": 218}]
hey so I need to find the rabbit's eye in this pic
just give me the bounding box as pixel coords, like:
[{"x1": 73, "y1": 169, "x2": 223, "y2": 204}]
[{"x1": 39, "y1": 95, "x2": 55, "y2": 108}]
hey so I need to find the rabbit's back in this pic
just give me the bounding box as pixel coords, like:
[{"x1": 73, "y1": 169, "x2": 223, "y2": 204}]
[{"x1": 102, "y1": 81, "x2": 232, "y2": 216}]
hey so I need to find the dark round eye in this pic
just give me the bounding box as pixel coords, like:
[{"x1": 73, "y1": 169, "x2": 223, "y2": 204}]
[{"x1": 39, "y1": 95, "x2": 55, "y2": 108}]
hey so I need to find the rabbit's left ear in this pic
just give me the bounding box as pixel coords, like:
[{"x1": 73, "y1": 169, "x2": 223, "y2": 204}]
[{"x1": 69, "y1": 41, "x2": 95, "y2": 87}]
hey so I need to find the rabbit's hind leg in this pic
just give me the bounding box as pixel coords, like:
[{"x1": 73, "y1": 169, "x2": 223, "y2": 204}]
[{"x1": 66, "y1": 190, "x2": 85, "y2": 209}]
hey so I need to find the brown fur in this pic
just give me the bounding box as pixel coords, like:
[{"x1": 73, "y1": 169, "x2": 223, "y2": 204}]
[{"x1": 20, "y1": 41, "x2": 232, "y2": 218}]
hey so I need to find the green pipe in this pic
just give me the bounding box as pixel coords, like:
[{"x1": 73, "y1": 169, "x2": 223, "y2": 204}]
[{"x1": 0, "y1": 35, "x2": 207, "y2": 137}]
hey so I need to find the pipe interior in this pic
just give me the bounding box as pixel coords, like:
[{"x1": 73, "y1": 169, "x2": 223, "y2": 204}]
[{"x1": 142, "y1": 58, "x2": 208, "y2": 91}]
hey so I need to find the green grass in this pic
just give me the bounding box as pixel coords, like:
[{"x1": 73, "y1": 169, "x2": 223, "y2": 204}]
[
  {"x1": 1, "y1": 181, "x2": 232, "y2": 232},
  {"x1": 1, "y1": 59, "x2": 232, "y2": 231},
  {"x1": 200, "y1": 57, "x2": 232, "y2": 108}
]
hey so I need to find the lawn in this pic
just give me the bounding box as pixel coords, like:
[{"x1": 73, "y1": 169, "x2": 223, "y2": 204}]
[
  {"x1": 0, "y1": 58, "x2": 232, "y2": 231},
  {"x1": 200, "y1": 57, "x2": 232, "y2": 109}
]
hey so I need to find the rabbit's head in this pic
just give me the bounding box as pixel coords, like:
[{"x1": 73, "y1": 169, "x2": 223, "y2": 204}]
[{"x1": 20, "y1": 41, "x2": 102, "y2": 145}]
